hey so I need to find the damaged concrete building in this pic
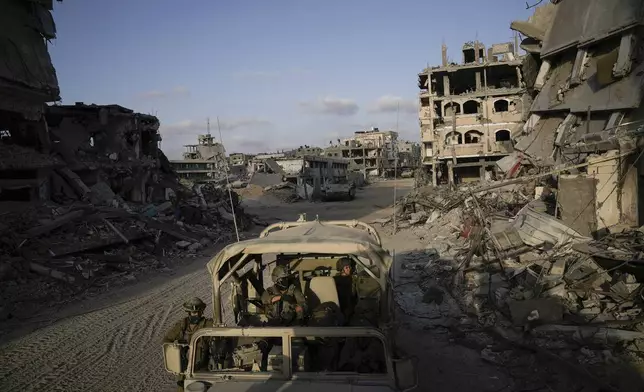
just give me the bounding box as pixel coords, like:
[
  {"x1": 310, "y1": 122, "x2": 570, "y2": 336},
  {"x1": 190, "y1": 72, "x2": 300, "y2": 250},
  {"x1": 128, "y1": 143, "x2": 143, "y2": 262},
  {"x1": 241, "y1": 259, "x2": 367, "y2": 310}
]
[
  {"x1": 0, "y1": 0, "x2": 60, "y2": 156},
  {"x1": 44, "y1": 103, "x2": 168, "y2": 204},
  {"x1": 418, "y1": 40, "x2": 525, "y2": 185},
  {"x1": 170, "y1": 134, "x2": 228, "y2": 183},
  {"x1": 509, "y1": 0, "x2": 644, "y2": 233},
  {"x1": 324, "y1": 128, "x2": 398, "y2": 176}
]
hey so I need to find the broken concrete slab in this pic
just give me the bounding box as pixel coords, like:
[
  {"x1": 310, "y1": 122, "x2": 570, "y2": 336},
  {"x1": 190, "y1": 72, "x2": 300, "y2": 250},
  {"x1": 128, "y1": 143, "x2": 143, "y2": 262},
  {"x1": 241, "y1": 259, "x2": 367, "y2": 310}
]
[
  {"x1": 175, "y1": 241, "x2": 191, "y2": 249},
  {"x1": 508, "y1": 298, "x2": 563, "y2": 326},
  {"x1": 89, "y1": 181, "x2": 116, "y2": 206}
]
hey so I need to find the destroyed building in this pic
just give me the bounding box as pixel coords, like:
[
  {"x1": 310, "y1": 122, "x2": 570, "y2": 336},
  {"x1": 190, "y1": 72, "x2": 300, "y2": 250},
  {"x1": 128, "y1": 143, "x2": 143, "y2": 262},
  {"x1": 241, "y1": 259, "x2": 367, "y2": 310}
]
[
  {"x1": 396, "y1": 140, "x2": 422, "y2": 170},
  {"x1": 418, "y1": 40, "x2": 525, "y2": 185},
  {"x1": 508, "y1": 0, "x2": 644, "y2": 233},
  {"x1": 169, "y1": 134, "x2": 228, "y2": 183},
  {"x1": 324, "y1": 127, "x2": 398, "y2": 176}
]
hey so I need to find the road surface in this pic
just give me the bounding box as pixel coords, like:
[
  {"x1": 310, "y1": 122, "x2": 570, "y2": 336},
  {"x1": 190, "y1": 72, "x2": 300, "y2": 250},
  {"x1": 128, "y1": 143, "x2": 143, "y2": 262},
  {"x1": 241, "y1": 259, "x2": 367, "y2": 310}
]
[{"x1": 0, "y1": 180, "x2": 523, "y2": 391}]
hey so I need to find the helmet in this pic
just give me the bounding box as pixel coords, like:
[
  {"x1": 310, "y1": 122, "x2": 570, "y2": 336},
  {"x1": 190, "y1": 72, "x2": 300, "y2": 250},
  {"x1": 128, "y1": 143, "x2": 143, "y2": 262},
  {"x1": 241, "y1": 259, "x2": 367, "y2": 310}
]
[
  {"x1": 183, "y1": 297, "x2": 206, "y2": 312},
  {"x1": 336, "y1": 257, "x2": 353, "y2": 272},
  {"x1": 271, "y1": 265, "x2": 290, "y2": 289}
]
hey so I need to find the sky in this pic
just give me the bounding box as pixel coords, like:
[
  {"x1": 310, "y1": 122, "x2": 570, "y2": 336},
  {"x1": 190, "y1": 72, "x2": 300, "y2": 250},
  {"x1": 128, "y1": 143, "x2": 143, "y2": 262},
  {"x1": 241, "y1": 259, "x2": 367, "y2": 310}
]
[{"x1": 49, "y1": 0, "x2": 534, "y2": 159}]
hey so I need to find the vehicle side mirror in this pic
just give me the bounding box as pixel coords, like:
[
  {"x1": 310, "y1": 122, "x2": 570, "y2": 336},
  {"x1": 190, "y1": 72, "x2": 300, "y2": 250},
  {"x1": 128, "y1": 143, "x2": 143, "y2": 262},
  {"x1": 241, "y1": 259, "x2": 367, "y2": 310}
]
[
  {"x1": 393, "y1": 356, "x2": 418, "y2": 392},
  {"x1": 163, "y1": 342, "x2": 188, "y2": 375}
]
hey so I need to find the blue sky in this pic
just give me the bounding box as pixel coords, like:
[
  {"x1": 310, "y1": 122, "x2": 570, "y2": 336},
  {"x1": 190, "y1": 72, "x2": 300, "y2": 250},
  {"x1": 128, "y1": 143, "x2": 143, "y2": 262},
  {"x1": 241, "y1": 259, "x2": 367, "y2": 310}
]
[{"x1": 50, "y1": 0, "x2": 533, "y2": 159}]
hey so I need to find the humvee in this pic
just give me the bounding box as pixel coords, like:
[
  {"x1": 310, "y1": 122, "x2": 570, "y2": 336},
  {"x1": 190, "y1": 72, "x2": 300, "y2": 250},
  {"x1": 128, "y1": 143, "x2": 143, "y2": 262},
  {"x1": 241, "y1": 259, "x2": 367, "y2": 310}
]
[{"x1": 163, "y1": 218, "x2": 417, "y2": 391}]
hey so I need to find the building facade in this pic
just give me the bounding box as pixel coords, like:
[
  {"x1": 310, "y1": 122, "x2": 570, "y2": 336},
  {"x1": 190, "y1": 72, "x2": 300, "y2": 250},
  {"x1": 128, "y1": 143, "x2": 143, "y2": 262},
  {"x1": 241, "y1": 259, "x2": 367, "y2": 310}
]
[
  {"x1": 324, "y1": 128, "x2": 398, "y2": 176},
  {"x1": 418, "y1": 40, "x2": 525, "y2": 185},
  {"x1": 169, "y1": 134, "x2": 228, "y2": 182}
]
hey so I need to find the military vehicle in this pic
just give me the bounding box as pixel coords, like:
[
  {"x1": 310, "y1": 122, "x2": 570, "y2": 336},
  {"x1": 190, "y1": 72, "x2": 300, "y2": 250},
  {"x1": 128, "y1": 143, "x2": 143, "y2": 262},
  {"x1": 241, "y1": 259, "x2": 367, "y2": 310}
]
[{"x1": 163, "y1": 218, "x2": 417, "y2": 391}]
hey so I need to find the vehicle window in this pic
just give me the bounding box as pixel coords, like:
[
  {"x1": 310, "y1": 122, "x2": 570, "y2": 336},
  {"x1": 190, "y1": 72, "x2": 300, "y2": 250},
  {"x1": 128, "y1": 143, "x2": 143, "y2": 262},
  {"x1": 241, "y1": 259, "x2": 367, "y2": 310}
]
[
  {"x1": 194, "y1": 335, "x2": 284, "y2": 373},
  {"x1": 290, "y1": 336, "x2": 387, "y2": 374}
]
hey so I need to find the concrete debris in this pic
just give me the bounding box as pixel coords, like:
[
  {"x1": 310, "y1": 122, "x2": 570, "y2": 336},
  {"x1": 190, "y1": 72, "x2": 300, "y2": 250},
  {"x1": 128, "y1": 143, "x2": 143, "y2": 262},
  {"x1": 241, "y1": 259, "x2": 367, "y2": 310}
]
[
  {"x1": 0, "y1": 103, "x2": 257, "y2": 320},
  {"x1": 393, "y1": 160, "x2": 644, "y2": 386}
]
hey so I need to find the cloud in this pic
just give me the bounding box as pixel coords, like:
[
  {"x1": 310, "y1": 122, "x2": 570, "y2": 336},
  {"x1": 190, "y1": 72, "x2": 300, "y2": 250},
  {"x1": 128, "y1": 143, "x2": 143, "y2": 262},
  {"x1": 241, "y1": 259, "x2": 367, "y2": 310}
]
[
  {"x1": 137, "y1": 86, "x2": 190, "y2": 100},
  {"x1": 299, "y1": 97, "x2": 359, "y2": 116},
  {"x1": 369, "y1": 95, "x2": 417, "y2": 114},
  {"x1": 161, "y1": 117, "x2": 272, "y2": 136}
]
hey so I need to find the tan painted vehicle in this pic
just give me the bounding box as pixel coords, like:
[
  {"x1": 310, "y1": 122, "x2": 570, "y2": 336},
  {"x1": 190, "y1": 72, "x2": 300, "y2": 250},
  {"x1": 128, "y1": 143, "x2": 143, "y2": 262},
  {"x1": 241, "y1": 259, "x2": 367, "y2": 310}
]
[{"x1": 163, "y1": 218, "x2": 417, "y2": 391}]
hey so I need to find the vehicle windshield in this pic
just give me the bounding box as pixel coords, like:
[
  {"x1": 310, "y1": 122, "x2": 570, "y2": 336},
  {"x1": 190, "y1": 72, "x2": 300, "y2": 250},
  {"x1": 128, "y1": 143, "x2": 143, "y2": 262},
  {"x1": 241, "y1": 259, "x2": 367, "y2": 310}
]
[{"x1": 190, "y1": 328, "x2": 390, "y2": 379}]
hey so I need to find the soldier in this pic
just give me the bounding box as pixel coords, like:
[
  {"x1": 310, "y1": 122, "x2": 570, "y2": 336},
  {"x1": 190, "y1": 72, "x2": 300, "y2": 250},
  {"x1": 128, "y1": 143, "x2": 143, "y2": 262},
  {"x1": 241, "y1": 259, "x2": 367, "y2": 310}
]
[
  {"x1": 261, "y1": 265, "x2": 308, "y2": 325},
  {"x1": 163, "y1": 297, "x2": 213, "y2": 392},
  {"x1": 333, "y1": 257, "x2": 359, "y2": 323}
]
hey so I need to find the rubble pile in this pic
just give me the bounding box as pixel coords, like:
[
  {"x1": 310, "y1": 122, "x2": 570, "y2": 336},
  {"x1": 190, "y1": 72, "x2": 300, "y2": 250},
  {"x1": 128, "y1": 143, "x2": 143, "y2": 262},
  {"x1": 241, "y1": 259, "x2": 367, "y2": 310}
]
[
  {"x1": 390, "y1": 178, "x2": 644, "y2": 388},
  {"x1": 0, "y1": 103, "x2": 254, "y2": 319},
  {"x1": 263, "y1": 182, "x2": 299, "y2": 203}
]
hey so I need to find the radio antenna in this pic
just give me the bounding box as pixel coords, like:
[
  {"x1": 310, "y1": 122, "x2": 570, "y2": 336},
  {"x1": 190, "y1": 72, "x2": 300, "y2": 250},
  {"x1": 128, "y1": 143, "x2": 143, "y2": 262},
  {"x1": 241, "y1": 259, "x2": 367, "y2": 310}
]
[
  {"x1": 392, "y1": 102, "x2": 399, "y2": 234},
  {"x1": 216, "y1": 116, "x2": 240, "y2": 242}
]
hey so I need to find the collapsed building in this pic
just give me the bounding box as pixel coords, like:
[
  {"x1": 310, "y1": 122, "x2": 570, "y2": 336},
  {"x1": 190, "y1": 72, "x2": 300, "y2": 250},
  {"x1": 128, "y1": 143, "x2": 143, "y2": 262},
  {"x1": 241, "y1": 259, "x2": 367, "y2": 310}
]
[
  {"x1": 324, "y1": 127, "x2": 398, "y2": 176},
  {"x1": 507, "y1": 0, "x2": 644, "y2": 233},
  {"x1": 169, "y1": 134, "x2": 229, "y2": 183},
  {"x1": 418, "y1": 40, "x2": 525, "y2": 185},
  {"x1": 0, "y1": 1, "x2": 253, "y2": 319},
  {"x1": 389, "y1": 2, "x2": 644, "y2": 389}
]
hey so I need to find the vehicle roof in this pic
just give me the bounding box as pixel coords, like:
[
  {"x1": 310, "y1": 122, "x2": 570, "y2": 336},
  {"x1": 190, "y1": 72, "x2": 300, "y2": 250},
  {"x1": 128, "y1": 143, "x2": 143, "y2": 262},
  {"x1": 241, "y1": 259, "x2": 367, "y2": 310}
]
[{"x1": 207, "y1": 221, "x2": 390, "y2": 276}]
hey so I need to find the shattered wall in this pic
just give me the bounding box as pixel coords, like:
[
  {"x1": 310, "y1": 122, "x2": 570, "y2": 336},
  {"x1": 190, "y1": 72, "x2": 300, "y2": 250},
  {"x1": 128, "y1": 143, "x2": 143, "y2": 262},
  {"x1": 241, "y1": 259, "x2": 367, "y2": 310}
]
[
  {"x1": 510, "y1": 1, "x2": 644, "y2": 227},
  {"x1": 0, "y1": 0, "x2": 60, "y2": 120}
]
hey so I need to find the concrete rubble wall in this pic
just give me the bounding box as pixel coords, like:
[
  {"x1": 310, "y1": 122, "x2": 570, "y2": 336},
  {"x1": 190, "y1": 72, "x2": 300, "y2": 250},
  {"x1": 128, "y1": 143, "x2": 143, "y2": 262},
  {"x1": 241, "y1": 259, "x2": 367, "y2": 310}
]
[
  {"x1": 0, "y1": 0, "x2": 60, "y2": 120},
  {"x1": 0, "y1": 102, "x2": 255, "y2": 320},
  {"x1": 507, "y1": 1, "x2": 644, "y2": 228}
]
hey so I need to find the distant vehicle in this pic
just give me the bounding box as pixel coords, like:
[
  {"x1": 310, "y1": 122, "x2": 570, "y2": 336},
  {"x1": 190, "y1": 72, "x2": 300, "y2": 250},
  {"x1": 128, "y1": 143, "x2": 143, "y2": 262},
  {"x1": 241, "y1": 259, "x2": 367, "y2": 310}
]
[
  {"x1": 163, "y1": 218, "x2": 417, "y2": 391},
  {"x1": 322, "y1": 178, "x2": 356, "y2": 201}
]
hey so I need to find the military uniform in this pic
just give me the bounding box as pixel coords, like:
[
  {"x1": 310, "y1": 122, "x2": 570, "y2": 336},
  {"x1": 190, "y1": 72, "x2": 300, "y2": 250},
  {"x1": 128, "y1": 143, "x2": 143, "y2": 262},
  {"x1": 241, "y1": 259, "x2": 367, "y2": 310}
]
[
  {"x1": 261, "y1": 284, "x2": 308, "y2": 325},
  {"x1": 163, "y1": 297, "x2": 212, "y2": 392}
]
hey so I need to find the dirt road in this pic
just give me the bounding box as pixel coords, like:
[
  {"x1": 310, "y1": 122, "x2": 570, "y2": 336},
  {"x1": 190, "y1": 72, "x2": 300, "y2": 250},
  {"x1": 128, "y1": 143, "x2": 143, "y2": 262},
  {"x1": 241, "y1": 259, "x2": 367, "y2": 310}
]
[
  {"x1": 0, "y1": 180, "x2": 418, "y2": 392},
  {"x1": 0, "y1": 179, "x2": 537, "y2": 391}
]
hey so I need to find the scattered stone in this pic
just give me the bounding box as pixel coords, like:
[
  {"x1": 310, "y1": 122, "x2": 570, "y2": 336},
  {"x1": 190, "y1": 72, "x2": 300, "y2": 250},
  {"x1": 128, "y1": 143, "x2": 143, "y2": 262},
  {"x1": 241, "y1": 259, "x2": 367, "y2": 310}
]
[{"x1": 175, "y1": 241, "x2": 191, "y2": 249}]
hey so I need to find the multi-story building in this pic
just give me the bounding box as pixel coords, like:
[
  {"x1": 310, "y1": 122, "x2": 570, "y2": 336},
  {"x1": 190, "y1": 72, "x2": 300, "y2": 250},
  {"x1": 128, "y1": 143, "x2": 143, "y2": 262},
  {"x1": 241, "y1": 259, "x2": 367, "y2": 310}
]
[
  {"x1": 418, "y1": 40, "x2": 525, "y2": 185},
  {"x1": 169, "y1": 134, "x2": 228, "y2": 182},
  {"x1": 323, "y1": 128, "x2": 398, "y2": 176},
  {"x1": 228, "y1": 152, "x2": 251, "y2": 166},
  {"x1": 396, "y1": 140, "x2": 421, "y2": 169}
]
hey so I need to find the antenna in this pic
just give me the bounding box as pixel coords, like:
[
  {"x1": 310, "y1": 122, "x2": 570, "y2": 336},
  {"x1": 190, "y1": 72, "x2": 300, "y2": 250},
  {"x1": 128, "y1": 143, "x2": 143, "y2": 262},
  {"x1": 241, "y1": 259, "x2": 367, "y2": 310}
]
[
  {"x1": 393, "y1": 102, "x2": 399, "y2": 234},
  {"x1": 216, "y1": 116, "x2": 240, "y2": 242},
  {"x1": 207, "y1": 117, "x2": 211, "y2": 136}
]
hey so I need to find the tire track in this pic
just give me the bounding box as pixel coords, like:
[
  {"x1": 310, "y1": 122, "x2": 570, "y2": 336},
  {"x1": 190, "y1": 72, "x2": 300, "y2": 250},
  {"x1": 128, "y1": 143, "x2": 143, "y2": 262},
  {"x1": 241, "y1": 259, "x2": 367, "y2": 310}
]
[{"x1": 0, "y1": 267, "x2": 212, "y2": 392}]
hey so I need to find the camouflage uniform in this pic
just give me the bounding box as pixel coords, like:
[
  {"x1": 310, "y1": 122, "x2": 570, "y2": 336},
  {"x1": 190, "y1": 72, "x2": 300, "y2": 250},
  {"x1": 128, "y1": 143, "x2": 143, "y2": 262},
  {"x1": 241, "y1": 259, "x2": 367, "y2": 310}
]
[
  {"x1": 261, "y1": 283, "x2": 308, "y2": 325},
  {"x1": 261, "y1": 265, "x2": 308, "y2": 325},
  {"x1": 163, "y1": 297, "x2": 213, "y2": 392},
  {"x1": 333, "y1": 258, "x2": 359, "y2": 323}
]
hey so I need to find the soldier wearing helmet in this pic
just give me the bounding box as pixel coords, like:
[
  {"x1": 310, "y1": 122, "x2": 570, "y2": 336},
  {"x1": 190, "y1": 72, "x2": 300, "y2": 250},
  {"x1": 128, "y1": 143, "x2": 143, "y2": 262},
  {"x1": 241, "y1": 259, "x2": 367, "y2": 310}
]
[
  {"x1": 333, "y1": 257, "x2": 359, "y2": 323},
  {"x1": 163, "y1": 297, "x2": 213, "y2": 391},
  {"x1": 261, "y1": 264, "x2": 308, "y2": 325}
]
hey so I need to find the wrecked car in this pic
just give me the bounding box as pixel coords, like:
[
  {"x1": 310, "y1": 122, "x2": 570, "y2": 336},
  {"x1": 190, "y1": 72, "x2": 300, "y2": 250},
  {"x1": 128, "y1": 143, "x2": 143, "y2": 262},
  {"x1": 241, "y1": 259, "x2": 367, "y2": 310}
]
[{"x1": 163, "y1": 218, "x2": 417, "y2": 391}]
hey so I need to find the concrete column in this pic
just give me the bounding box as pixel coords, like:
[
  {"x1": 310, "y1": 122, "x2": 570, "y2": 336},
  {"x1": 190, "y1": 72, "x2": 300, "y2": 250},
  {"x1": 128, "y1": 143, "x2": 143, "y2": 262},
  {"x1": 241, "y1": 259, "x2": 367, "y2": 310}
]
[
  {"x1": 447, "y1": 161, "x2": 454, "y2": 189},
  {"x1": 431, "y1": 161, "x2": 437, "y2": 186},
  {"x1": 475, "y1": 72, "x2": 482, "y2": 91},
  {"x1": 479, "y1": 158, "x2": 486, "y2": 181},
  {"x1": 534, "y1": 60, "x2": 552, "y2": 90},
  {"x1": 443, "y1": 75, "x2": 450, "y2": 96},
  {"x1": 441, "y1": 44, "x2": 448, "y2": 67}
]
